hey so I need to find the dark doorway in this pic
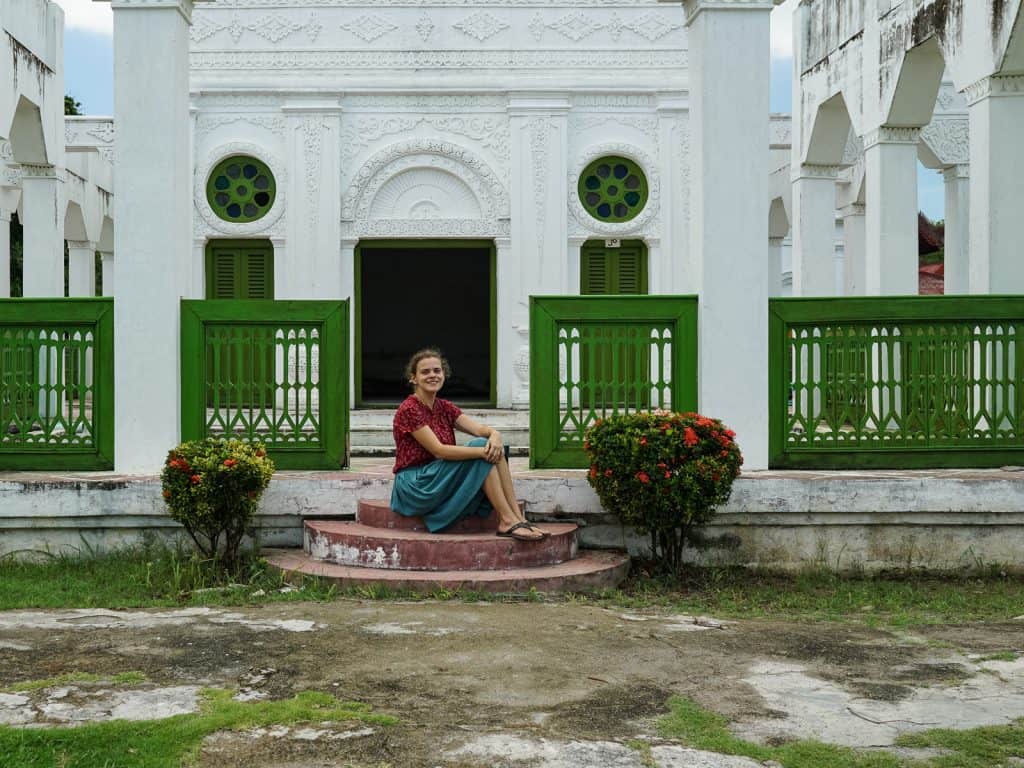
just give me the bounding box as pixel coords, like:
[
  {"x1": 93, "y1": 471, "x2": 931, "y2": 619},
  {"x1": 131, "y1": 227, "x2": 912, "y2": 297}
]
[{"x1": 357, "y1": 241, "x2": 494, "y2": 405}]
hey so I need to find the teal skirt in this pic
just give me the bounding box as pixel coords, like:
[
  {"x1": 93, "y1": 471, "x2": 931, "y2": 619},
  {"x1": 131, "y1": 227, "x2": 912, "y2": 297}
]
[{"x1": 390, "y1": 437, "x2": 494, "y2": 533}]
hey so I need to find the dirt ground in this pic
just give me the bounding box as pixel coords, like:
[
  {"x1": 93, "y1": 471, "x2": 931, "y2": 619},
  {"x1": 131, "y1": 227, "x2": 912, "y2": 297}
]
[{"x1": 1, "y1": 602, "x2": 1023, "y2": 767}]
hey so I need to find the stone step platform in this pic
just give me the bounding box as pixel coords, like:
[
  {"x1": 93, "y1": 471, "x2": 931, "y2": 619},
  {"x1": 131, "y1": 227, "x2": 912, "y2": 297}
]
[
  {"x1": 356, "y1": 498, "x2": 528, "y2": 532},
  {"x1": 349, "y1": 408, "x2": 530, "y2": 456},
  {"x1": 264, "y1": 548, "x2": 630, "y2": 594},
  {"x1": 304, "y1": 520, "x2": 579, "y2": 571}
]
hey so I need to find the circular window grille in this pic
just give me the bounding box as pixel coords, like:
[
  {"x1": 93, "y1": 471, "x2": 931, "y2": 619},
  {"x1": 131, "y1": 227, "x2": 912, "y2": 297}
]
[
  {"x1": 206, "y1": 155, "x2": 276, "y2": 223},
  {"x1": 578, "y1": 156, "x2": 648, "y2": 223}
]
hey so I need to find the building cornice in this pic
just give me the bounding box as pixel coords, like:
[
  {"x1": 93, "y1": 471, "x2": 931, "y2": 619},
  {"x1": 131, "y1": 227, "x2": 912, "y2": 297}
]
[
  {"x1": 963, "y1": 75, "x2": 1024, "y2": 107},
  {"x1": 105, "y1": 0, "x2": 206, "y2": 25}
]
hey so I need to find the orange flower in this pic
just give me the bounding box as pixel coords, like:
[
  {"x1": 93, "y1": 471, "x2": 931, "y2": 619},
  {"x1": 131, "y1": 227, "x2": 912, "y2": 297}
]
[
  {"x1": 635, "y1": 471, "x2": 650, "y2": 484},
  {"x1": 683, "y1": 427, "x2": 699, "y2": 447},
  {"x1": 162, "y1": 489, "x2": 171, "y2": 499},
  {"x1": 190, "y1": 474, "x2": 201, "y2": 484},
  {"x1": 223, "y1": 458, "x2": 237, "y2": 467},
  {"x1": 664, "y1": 471, "x2": 671, "y2": 479},
  {"x1": 589, "y1": 466, "x2": 598, "y2": 479},
  {"x1": 604, "y1": 469, "x2": 613, "y2": 477},
  {"x1": 639, "y1": 437, "x2": 647, "y2": 446}
]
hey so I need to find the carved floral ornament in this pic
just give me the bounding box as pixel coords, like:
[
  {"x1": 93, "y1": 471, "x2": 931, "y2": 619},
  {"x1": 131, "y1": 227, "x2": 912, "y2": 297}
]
[
  {"x1": 569, "y1": 142, "x2": 660, "y2": 236},
  {"x1": 194, "y1": 141, "x2": 287, "y2": 236},
  {"x1": 342, "y1": 139, "x2": 509, "y2": 226}
]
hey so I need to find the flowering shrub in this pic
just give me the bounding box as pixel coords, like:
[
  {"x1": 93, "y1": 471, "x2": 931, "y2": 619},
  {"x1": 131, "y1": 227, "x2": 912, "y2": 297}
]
[
  {"x1": 584, "y1": 410, "x2": 742, "y2": 573},
  {"x1": 161, "y1": 438, "x2": 275, "y2": 572}
]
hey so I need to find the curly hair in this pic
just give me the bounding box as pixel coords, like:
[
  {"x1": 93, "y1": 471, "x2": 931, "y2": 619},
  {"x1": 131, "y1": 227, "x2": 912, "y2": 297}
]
[{"x1": 403, "y1": 348, "x2": 452, "y2": 389}]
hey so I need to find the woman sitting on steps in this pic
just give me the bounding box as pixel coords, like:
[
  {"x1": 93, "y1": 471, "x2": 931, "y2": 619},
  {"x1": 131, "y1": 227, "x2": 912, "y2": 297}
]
[{"x1": 390, "y1": 348, "x2": 547, "y2": 542}]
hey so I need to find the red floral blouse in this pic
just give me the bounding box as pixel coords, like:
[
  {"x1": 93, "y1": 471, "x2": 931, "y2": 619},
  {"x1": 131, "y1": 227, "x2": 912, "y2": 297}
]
[{"x1": 392, "y1": 395, "x2": 463, "y2": 473}]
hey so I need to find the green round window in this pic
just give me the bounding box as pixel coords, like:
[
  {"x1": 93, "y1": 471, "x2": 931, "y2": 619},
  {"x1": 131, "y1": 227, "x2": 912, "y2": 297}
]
[
  {"x1": 206, "y1": 155, "x2": 276, "y2": 223},
  {"x1": 578, "y1": 156, "x2": 648, "y2": 223}
]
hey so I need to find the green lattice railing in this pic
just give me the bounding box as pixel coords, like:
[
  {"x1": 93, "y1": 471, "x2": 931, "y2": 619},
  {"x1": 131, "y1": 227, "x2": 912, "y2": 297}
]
[
  {"x1": 181, "y1": 300, "x2": 349, "y2": 469},
  {"x1": 0, "y1": 299, "x2": 114, "y2": 470},
  {"x1": 769, "y1": 297, "x2": 1024, "y2": 469},
  {"x1": 530, "y1": 296, "x2": 698, "y2": 468}
]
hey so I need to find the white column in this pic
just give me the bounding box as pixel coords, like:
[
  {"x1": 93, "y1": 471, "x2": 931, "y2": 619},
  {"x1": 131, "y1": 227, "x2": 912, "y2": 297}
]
[
  {"x1": 109, "y1": 0, "x2": 195, "y2": 473},
  {"x1": 567, "y1": 236, "x2": 586, "y2": 295},
  {"x1": 67, "y1": 240, "x2": 97, "y2": 297},
  {"x1": 100, "y1": 251, "x2": 114, "y2": 296},
  {"x1": 966, "y1": 75, "x2": 1024, "y2": 293},
  {"x1": 646, "y1": 237, "x2": 663, "y2": 294},
  {"x1": 768, "y1": 237, "x2": 783, "y2": 297},
  {"x1": 0, "y1": 208, "x2": 10, "y2": 298},
  {"x1": 494, "y1": 236, "x2": 522, "y2": 408},
  {"x1": 943, "y1": 164, "x2": 970, "y2": 295},
  {"x1": 684, "y1": 0, "x2": 773, "y2": 469},
  {"x1": 790, "y1": 166, "x2": 839, "y2": 296},
  {"x1": 863, "y1": 127, "x2": 921, "y2": 295},
  {"x1": 20, "y1": 164, "x2": 64, "y2": 297},
  {"x1": 657, "y1": 94, "x2": 688, "y2": 295},
  {"x1": 339, "y1": 236, "x2": 358, "y2": 404},
  {"x1": 840, "y1": 203, "x2": 866, "y2": 296}
]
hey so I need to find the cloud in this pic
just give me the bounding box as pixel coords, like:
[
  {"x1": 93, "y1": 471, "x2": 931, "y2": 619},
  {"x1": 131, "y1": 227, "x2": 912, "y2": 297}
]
[
  {"x1": 771, "y1": 0, "x2": 797, "y2": 60},
  {"x1": 53, "y1": 0, "x2": 112, "y2": 36}
]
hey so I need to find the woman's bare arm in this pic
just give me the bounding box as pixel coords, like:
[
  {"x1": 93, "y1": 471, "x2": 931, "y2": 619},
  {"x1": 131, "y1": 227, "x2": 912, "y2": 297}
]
[
  {"x1": 455, "y1": 414, "x2": 503, "y2": 463},
  {"x1": 410, "y1": 425, "x2": 496, "y2": 463}
]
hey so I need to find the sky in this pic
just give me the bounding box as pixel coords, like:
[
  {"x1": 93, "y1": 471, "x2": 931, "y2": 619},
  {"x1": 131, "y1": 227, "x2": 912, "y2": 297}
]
[{"x1": 54, "y1": 0, "x2": 944, "y2": 220}]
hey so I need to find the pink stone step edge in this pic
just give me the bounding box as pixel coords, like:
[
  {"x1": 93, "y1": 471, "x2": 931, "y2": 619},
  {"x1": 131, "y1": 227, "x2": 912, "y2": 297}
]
[
  {"x1": 304, "y1": 521, "x2": 579, "y2": 572},
  {"x1": 264, "y1": 548, "x2": 630, "y2": 594},
  {"x1": 355, "y1": 498, "x2": 526, "y2": 533}
]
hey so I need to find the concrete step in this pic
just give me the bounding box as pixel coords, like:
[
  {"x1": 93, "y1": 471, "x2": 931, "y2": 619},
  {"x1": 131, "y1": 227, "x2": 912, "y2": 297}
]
[
  {"x1": 304, "y1": 520, "x2": 578, "y2": 571},
  {"x1": 355, "y1": 498, "x2": 524, "y2": 533},
  {"x1": 349, "y1": 409, "x2": 530, "y2": 454},
  {"x1": 265, "y1": 548, "x2": 630, "y2": 594}
]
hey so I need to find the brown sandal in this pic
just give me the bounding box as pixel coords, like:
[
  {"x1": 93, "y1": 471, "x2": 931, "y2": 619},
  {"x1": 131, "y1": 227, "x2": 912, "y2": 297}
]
[{"x1": 496, "y1": 522, "x2": 545, "y2": 542}]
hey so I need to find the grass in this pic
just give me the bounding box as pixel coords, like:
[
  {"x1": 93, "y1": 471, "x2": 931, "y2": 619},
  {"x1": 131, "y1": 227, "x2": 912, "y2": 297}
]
[
  {"x1": 2, "y1": 545, "x2": 1023, "y2": 628},
  {"x1": 6, "y1": 672, "x2": 146, "y2": 693},
  {"x1": 657, "y1": 696, "x2": 1024, "y2": 768},
  {"x1": 0, "y1": 688, "x2": 395, "y2": 768}
]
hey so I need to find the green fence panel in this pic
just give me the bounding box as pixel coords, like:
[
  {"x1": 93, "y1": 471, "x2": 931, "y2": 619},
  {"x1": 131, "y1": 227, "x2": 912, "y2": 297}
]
[
  {"x1": 530, "y1": 296, "x2": 698, "y2": 469},
  {"x1": 181, "y1": 300, "x2": 349, "y2": 470},
  {"x1": 769, "y1": 296, "x2": 1024, "y2": 469},
  {"x1": 0, "y1": 298, "x2": 114, "y2": 470}
]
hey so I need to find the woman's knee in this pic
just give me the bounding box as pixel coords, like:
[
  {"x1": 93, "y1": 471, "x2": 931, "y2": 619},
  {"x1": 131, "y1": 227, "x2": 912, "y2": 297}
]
[{"x1": 467, "y1": 437, "x2": 487, "y2": 448}]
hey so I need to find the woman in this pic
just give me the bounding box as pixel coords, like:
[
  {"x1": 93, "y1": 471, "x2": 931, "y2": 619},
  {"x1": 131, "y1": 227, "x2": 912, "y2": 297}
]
[{"x1": 390, "y1": 348, "x2": 547, "y2": 541}]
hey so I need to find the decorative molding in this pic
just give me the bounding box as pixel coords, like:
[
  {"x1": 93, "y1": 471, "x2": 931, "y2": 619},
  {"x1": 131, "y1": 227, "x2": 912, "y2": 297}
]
[
  {"x1": 343, "y1": 138, "x2": 509, "y2": 225},
  {"x1": 547, "y1": 11, "x2": 604, "y2": 42},
  {"x1": 67, "y1": 240, "x2": 97, "y2": 251},
  {"x1": 943, "y1": 164, "x2": 970, "y2": 181},
  {"x1": 838, "y1": 203, "x2": 865, "y2": 218},
  {"x1": 527, "y1": 117, "x2": 558, "y2": 256},
  {"x1": 570, "y1": 114, "x2": 658, "y2": 142},
  {"x1": 196, "y1": 114, "x2": 287, "y2": 138},
  {"x1": 340, "y1": 14, "x2": 398, "y2": 42},
  {"x1": 621, "y1": 11, "x2": 683, "y2": 40},
  {"x1": 861, "y1": 126, "x2": 920, "y2": 148},
  {"x1": 415, "y1": 13, "x2": 434, "y2": 41},
  {"x1": 528, "y1": 12, "x2": 545, "y2": 41},
  {"x1": 452, "y1": 11, "x2": 510, "y2": 41},
  {"x1": 191, "y1": 11, "x2": 323, "y2": 44},
  {"x1": 300, "y1": 117, "x2": 329, "y2": 226},
  {"x1": 840, "y1": 130, "x2": 863, "y2": 165},
  {"x1": 341, "y1": 115, "x2": 509, "y2": 164},
  {"x1": 193, "y1": 141, "x2": 287, "y2": 236},
  {"x1": 0, "y1": 141, "x2": 12, "y2": 162},
  {"x1": 191, "y1": 50, "x2": 687, "y2": 71},
  {"x1": 791, "y1": 164, "x2": 842, "y2": 181},
  {"x1": 19, "y1": 163, "x2": 59, "y2": 180},
  {"x1": 344, "y1": 94, "x2": 507, "y2": 109},
  {"x1": 769, "y1": 118, "x2": 792, "y2": 149},
  {"x1": 962, "y1": 75, "x2": 1024, "y2": 106},
  {"x1": 110, "y1": 0, "x2": 196, "y2": 24},
  {"x1": 681, "y1": 0, "x2": 776, "y2": 25},
  {"x1": 920, "y1": 119, "x2": 969, "y2": 166},
  {"x1": 574, "y1": 94, "x2": 656, "y2": 108},
  {"x1": 344, "y1": 218, "x2": 510, "y2": 239},
  {"x1": 86, "y1": 123, "x2": 117, "y2": 143},
  {"x1": 211, "y1": 0, "x2": 648, "y2": 5},
  {"x1": 568, "y1": 141, "x2": 661, "y2": 236}
]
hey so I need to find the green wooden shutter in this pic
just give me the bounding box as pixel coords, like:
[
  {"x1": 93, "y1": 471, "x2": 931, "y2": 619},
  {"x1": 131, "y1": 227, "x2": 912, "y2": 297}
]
[
  {"x1": 581, "y1": 248, "x2": 609, "y2": 295},
  {"x1": 580, "y1": 241, "x2": 648, "y2": 295},
  {"x1": 205, "y1": 241, "x2": 274, "y2": 300},
  {"x1": 616, "y1": 247, "x2": 646, "y2": 295}
]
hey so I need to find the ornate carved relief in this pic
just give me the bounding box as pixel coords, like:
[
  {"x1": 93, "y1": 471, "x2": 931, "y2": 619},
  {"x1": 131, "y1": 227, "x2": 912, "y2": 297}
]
[
  {"x1": 191, "y1": 12, "x2": 322, "y2": 44},
  {"x1": 963, "y1": 75, "x2": 1024, "y2": 106},
  {"x1": 87, "y1": 123, "x2": 116, "y2": 143},
  {"x1": 346, "y1": 218, "x2": 509, "y2": 239},
  {"x1": 345, "y1": 95, "x2": 506, "y2": 109},
  {"x1": 196, "y1": 115, "x2": 287, "y2": 138},
  {"x1": 369, "y1": 168, "x2": 481, "y2": 220},
  {"x1": 840, "y1": 129, "x2": 862, "y2": 165},
  {"x1": 547, "y1": 12, "x2": 604, "y2": 42},
  {"x1": 415, "y1": 13, "x2": 434, "y2": 41},
  {"x1": 920, "y1": 119, "x2": 969, "y2": 166},
  {"x1": 300, "y1": 118, "x2": 328, "y2": 227},
  {"x1": 862, "y1": 126, "x2": 920, "y2": 148},
  {"x1": 452, "y1": 11, "x2": 509, "y2": 41},
  {"x1": 574, "y1": 94, "x2": 656, "y2": 108},
  {"x1": 568, "y1": 142, "x2": 661, "y2": 236},
  {"x1": 341, "y1": 116, "x2": 509, "y2": 164},
  {"x1": 528, "y1": 12, "x2": 545, "y2": 41},
  {"x1": 0, "y1": 141, "x2": 12, "y2": 161},
  {"x1": 570, "y1": 114, "x2": 658, "y2": 143},
  {"x1": 527, "y1": 117, "x2": 558, "y2": 256},
  {"x1": 343, "y1": 139, "x2": 509, "y2": 232},
  {"x1": 340, "y1": 14, "x2": 398, "y2": 42},
  {"x1": 194, "y1": 141, "x2": 287, "y2": 236},
  {"x1": 622, "y1": 11, "x2": 682, "y2": 40}
]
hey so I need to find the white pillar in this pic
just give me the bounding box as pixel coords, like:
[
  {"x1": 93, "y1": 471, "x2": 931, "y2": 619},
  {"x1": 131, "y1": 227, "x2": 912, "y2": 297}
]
[
  {"x1": 863, "y1": 127, "x2": 921, "y2": 295},
  {"x1": 20, "y1": 164, "x2": 64, "y2": 297},
  {"x1": 494, "y1": 236, "x2": 521, "y2": 408},
  {"x1": 790, "y1": 167, "x2": 839, "y2": 296},
  {"x1": 840, "y1": 203, "x2": 866, "y2": 296},
  {"x1": 943, "y1": 164, "x2": 969, "y2": 295},
  {"x1": 684, "y1": 0, "x2": 773, "y2": 469},
  {"x1": 658, "y1": 94, "x2": 688, "y2": 295},
  {"x1": 646, "y1": 237, "x2": 663, "y2": 294},
  {"x1": 567, "y1": 236, "x2": 585, "y2": 295},
  {"x1": 109, "y1": 0, "x2": 195, "y2": 473},
  {"x1": 966, "y1": 75, "x2": 1024, "y2": 293},
  {"x1": 100, "y1": 251, "x2": 114, "y2": 296},
  {"x1": 0, "y1": 208, "x2": 10, "y2": 298},
  {"x1": 339, "y1": 236, "x2": 358, "y2": 404},
  {"x1": 768, "y1": 237, "x2": 783, "y2": 297},
  {"x1": 67, "y1": 240, "x2": 97, "y2": 297}
]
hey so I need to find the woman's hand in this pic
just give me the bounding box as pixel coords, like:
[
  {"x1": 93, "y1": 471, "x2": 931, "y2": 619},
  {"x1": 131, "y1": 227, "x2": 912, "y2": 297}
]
[{"x1": 484, "y1": 432, "x2": 504, "y2": 464}]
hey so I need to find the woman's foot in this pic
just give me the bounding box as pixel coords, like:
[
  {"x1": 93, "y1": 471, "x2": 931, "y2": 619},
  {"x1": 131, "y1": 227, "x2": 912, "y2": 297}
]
[{"x1": 496, "y1": 521, "x2": 546, "y2": 541}]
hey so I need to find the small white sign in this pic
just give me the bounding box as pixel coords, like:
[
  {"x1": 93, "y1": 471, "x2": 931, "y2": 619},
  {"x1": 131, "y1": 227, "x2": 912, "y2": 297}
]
[{"x1": 605, "y1": 238, "x2": 621, "y2": 248}]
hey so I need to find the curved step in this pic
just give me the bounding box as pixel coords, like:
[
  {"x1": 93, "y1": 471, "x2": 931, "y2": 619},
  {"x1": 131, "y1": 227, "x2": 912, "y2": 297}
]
[
  {"x1": 304, "y1": 520, "x2": 578, "y2": 571},
  {"x1": 356, "y1": 498, "x2": 525, "y2": 533},
  {"x1": 265, "y1": 548, "x2": 630, "y2": 594}
]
